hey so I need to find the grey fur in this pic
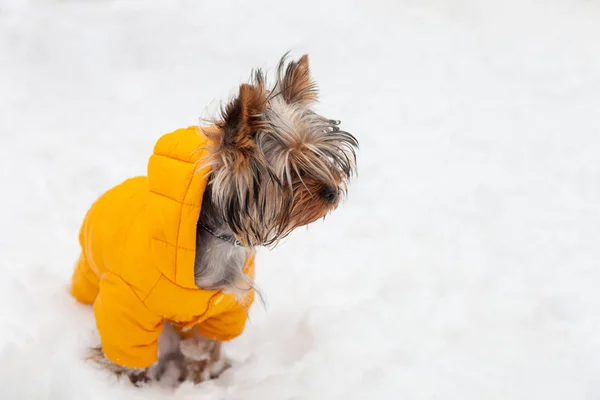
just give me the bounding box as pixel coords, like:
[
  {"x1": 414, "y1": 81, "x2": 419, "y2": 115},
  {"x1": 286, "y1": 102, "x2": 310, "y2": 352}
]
[{"x1": 194, "y1": 187, "x2": 253, "y2": 297}]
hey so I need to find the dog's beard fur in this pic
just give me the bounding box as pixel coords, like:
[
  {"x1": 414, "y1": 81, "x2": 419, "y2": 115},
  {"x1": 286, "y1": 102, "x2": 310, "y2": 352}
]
[{"x1": 202, "y1": 53, "x2": 358, "y2": 248}]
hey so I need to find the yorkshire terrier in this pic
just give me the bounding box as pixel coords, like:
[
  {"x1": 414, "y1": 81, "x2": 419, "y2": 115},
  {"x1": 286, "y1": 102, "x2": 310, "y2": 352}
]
[{"x1": 73, "y1": 53, "x2": 358, "y2": 386}]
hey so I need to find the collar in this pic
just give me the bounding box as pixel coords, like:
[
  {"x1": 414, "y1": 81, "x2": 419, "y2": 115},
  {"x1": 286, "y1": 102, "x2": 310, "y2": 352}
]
[{"x1": 198, "y1": 221, "x2": 243, "y2": 247}]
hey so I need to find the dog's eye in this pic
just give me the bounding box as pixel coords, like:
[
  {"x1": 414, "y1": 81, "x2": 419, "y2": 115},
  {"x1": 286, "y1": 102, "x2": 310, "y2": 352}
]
[{"x1": 295, "y1": 169, "x2": 307, "y2": 178}]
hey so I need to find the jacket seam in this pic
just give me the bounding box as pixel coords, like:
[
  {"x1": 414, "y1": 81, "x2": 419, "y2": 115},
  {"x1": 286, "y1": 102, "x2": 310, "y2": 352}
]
[
  {"x1": 152, "y1": 152, "x2": 196, "y2": 165},
  {"x1": 151, "y1": 236, "x2": 195, "y2": 252},
  {"x1": 143, "y1": 274, "x2": 163, "y2": 302},
  {"x1": 104, "y1": 272, "x2": 162, "y2": 321},
  {"x1": 173, "y1": 163, "x2": 197, "y2": 282},
  {"x1": 185, "y1": 292, "x2": 225, "y2": 326},
  {"x1": 149, "y1": 189, "x2": 200, "y2": 207}
]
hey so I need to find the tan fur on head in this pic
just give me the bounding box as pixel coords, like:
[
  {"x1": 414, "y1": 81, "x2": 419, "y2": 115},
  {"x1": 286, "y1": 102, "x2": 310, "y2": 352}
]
[
  {"x1": 202, "y1": 53, "x2": 358, "y2": 248},
  {"x1": 276, "y1": 53, "x2": 318, "y2": 106}
]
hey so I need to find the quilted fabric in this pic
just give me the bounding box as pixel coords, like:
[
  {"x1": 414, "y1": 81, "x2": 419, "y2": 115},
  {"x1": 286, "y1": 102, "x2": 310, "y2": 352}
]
[{"x1": 70, "y1": 126, "x2": 255, "y2": 369}]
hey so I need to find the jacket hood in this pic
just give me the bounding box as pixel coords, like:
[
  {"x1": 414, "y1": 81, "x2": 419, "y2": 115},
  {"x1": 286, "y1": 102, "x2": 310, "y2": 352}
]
[{"x1": 147, "y1": 126, "x2": 214, "y2": 289}]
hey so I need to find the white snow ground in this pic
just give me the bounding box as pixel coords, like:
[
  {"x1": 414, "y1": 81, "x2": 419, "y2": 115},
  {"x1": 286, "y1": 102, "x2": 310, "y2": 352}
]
[{"x1": 1, "y1": 0, "x2": 600, "y2": 398}]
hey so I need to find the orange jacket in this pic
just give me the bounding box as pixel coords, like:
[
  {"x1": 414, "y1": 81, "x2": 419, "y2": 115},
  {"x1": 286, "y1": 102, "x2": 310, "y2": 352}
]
[{"x1": 71, "y1": 126, "x2": 255, "y2": 369}]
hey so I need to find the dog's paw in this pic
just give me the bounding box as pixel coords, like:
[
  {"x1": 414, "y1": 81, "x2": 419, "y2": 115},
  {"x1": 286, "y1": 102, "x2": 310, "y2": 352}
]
[
  {"x1": 180, "y1": 338, "x2": 231, "y2": 383},
  {"x1": 178, "y1": 335, "x2": 232, "y2": 384},
  {"x1": 184, "y1": 356, "x2": 232, "y2": 384},
  {"x1": 87, "y1": 347, "x2": 150, "y2": 387},
  {"x1": 149, "y1": 353, "x2": 187, "y2": 387},
  {"x1": 185, "y1": 359, "x2": 211, "y2": 384},
  {"x1": 126, "y1": 370, "x2": 150, "y2": 387},
  {"x1": 209, "y1": 357, "x2": 232, "y2": 379}
]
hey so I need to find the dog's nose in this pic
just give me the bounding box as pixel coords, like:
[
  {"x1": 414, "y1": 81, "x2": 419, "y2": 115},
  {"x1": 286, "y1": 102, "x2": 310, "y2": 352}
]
[{"x1": 319, "y1": 186, "x2": 338, "y2": 204}]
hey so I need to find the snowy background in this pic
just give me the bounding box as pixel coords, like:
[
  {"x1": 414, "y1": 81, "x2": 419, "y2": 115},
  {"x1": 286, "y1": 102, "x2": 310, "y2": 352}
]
[{"x1": 1, "y1": 0, "x2": 600, "y2": 399}]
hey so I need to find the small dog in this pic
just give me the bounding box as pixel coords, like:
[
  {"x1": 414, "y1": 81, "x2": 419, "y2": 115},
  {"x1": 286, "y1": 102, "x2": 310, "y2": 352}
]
[{"x1": 72, "y1": 53, "x2": 358, "y2": 386}]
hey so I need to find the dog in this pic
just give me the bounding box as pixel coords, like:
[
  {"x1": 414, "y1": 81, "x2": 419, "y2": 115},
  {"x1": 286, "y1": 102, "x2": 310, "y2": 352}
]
[{"x1": 71, "y1": 53, "x2": 358, "y2": 386}]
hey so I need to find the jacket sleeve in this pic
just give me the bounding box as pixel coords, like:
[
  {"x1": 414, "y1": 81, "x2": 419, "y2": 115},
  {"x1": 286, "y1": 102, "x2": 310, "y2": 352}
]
[
  {"x1": 93, "y1": 273, "x2": 164, "y2": 369},
  {"x1": 196, "y1": 291, "x2": 255, "y2": 341}
]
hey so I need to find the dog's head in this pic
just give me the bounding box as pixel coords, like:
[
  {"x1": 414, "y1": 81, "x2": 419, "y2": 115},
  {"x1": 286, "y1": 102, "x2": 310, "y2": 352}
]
[{"x1": 204, "y1": 53, "x2": 358, "y2": 247}]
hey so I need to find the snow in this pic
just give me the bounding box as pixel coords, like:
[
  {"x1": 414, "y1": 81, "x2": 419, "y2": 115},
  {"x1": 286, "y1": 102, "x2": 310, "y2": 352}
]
[{"x1": 1, "y1": 0, "x2": 600, "y2": 398}]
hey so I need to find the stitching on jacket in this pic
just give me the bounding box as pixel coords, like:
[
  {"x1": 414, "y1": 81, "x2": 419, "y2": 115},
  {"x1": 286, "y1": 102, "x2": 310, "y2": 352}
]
[
  {"x1": 152, "y1": 153, "x2": 196, "y2": 165},
  {"x1": 149, "y1": 189, "x2": 200, "y2": 207},
  {"x1": 194, "y1": 292, "x2": 225, "y2": 321},
  {"x1": 151, "y1": 236, "x2": 195, "y2": 252},
  {"x1": 174, "y1": 167, "x2": 196, "y2": 281},
  {"x1": 143, "y1": 274, "x2": 163, "y2": 302},
  {"x1": 102, "y1": 272, "x2": 160, "y2": 317}
]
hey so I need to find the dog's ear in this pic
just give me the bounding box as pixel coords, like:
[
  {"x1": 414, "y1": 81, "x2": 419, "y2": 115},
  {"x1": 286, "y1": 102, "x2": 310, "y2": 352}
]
[
  {"x1": 277, "y1": 54, "x2": 318, "y2": 106},
  {"x1": 218, "y1": 79, "x2": 268, "y2": 152},
  {"x1": 221, "y1": 84, "x2": 252, "y2": 150}
]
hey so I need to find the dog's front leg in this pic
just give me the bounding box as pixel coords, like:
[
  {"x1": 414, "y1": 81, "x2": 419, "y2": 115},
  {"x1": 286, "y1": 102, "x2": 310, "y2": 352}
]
[
  {"x1": 180, "y1": 335, "x2": 231, "y2": 384},
  {"x1": 126, "y1": 369, "x2": 150, "y2": 386},
  {"x1": 207, "y1": 340, "x2": 232, "y2": 379}
]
